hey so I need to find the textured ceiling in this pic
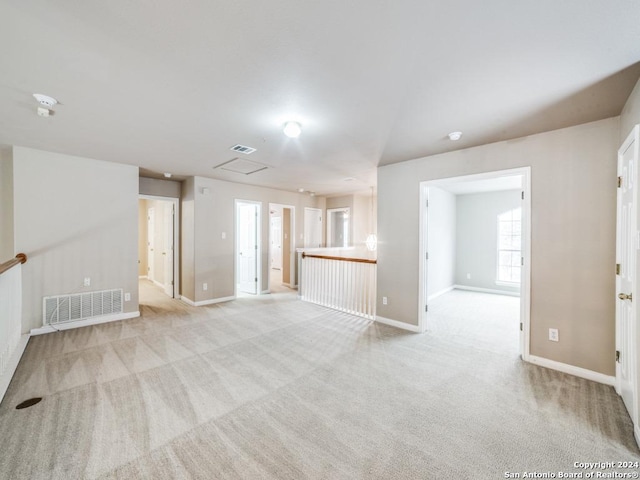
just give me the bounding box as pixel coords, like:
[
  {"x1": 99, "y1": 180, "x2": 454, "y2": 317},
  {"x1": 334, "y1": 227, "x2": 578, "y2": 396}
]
[{"x1": 1, "y1": 0, "x2": 639, "y2": 195}]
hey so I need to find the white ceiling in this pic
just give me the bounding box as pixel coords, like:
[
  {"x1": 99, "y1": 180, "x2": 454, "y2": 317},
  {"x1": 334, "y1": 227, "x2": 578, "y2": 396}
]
[{"x1": 1, "y1": 1, "x2": 639, "y2": 195}]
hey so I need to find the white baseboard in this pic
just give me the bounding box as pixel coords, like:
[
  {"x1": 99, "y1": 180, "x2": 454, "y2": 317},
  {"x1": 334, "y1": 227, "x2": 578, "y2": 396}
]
[
  {"x1": 428, "y1": 286, "x2": 454, "y2": 302},
  {"x1": 527, "y1": 355, "x2": 615, "y2": 386},
  {"x1": 0, "y1": 334, "x2": 29, "y2": 404},
  {"x1": 375, "y1": 315, "x2": 422, "y2": 333},
  {"x1": 454, "y1": 284, "x2": 520, "y2": 297},
  {"x1": 180, "y1": 295, "x2": 235, "y2": 307},
  {"x1": 261, "y1": 290, "x2": 270, "y2": 294},
  {"x1": 151, "y1": 279, "x2": 164, "y2": 289},
  {"x1": 138, "y1": 275, "x2": 148, "y2": 279},
  {"x1": 30, "y1": 311, "x2": 141, "y2": 336}
]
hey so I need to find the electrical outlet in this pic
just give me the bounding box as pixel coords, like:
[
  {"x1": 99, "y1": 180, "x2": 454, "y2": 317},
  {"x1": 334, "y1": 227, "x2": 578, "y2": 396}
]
[
  {"x1": 124, "y1": 292, "x2": 131, "y2": 301},
  {"x1": 549, "y1": 328, "x2": 559, "y2": 342},
  {"x1": 466, "y1": 273, "x2": 471, "y2": 279},
  {"x1": 382, "y1": 296, "x2": 388, "y2": 305},
  {"x1": 203, "y1": 283, "x2": 208, "y2": 291},
  {"x1": 84, "y1": 277, "x2": 91, "y2": 287}
]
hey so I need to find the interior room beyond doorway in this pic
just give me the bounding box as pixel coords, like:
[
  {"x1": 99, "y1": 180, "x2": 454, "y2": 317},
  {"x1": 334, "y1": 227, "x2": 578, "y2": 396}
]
[{"x1": 421, "y1": 168, "x2": 530, "y2": 358}]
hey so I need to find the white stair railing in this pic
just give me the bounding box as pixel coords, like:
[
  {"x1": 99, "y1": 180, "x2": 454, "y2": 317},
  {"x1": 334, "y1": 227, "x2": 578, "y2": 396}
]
[
  {"x1": 0, "y1": 253, "x2": 28, "y2": 403},
  {"x1": 299, "y1": 252, "x2": 376, "y2": 319}
]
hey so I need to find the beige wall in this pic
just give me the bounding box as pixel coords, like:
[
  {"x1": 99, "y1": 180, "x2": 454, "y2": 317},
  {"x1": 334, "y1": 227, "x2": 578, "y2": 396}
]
[
  {"x1": 621, "y1": 77, "x2": 640, "y2": 141},
  {"x1": 377, "y1": 117, "x2": 619, "y2": 375},
  {"x1": 181, "y1": 178, "x2": 196, "y2": 301},
  {"x1": 12, "y1": 146, "x2": 139, "y2": 332},
  {"x1": 181, "y1": 176, "x2": 323, "y2": 303},
  {"x1": 139, "y1": 176, "x2": 181, "y2": 198},
  {"x1": 138, "y1": 200, "x2": 148, "y2": 277},
  {"x1": 0, "y1": 147, "x2": 14, "y2": 262}
]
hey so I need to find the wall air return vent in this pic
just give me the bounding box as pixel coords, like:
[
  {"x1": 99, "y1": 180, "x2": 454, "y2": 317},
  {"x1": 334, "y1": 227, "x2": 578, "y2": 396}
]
[
  {"x1": 230, "y1": 144, "x2": 257, "y2": 155},
  {"x1": 43, "y1": 289, "x2": 123, "y2": 326},
  {"x1": 214, "y1": 158, "x2": 268, "y2": 175}
]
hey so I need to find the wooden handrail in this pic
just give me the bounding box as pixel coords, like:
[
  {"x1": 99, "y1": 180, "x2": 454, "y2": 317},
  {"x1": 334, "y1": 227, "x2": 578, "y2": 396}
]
[
  {"x1": 0, "y1": 253, "x2": 27, "y2": 276},
  {"x1": 302, "y1": 252, "x2": 376, "y2": 264}
]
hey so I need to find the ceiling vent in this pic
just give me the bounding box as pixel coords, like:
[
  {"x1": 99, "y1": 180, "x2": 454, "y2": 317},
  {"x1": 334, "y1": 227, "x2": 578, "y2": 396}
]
[
  {"x1": 215, "y1": 158, "x2": 268, "y2": 175},
  {"x1": 230, "y1": 144, "x2": 257, "y2": 155}
]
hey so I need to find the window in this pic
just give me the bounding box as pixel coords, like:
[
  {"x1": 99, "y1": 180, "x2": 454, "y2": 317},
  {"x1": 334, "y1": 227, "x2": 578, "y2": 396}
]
[{"x1": 497, "y1": 207, "x2": 521, "y2": 284}]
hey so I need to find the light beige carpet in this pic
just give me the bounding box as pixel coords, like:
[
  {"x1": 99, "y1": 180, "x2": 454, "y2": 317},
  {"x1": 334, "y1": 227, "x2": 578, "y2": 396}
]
[{"x1": 0, "y1": 288, "x2": 638, "y2": 479}]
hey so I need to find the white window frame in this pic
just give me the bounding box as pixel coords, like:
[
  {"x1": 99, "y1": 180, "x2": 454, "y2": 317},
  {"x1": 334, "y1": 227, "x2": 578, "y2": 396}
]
[{"x1": 496, "y1": 207, "x2": 522, "y2": 286}]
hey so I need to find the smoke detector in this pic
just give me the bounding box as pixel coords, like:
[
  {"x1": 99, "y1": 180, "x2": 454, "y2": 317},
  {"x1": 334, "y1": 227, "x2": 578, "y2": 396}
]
[
  {"x1": 448, "y1": 131, "x2": 462, "y2": 141},
  {"x1": 33, "y1": 94, "x2": 58, "y2": 108}
]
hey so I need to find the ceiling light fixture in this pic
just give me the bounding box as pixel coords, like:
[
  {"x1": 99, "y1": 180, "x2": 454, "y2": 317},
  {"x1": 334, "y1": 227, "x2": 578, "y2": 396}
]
[
  {"x1": 164, "y1": 172, "x2": 172, "y2": 178},
  {"x1": 283, "y1": 121, "x2": 302, "y2": 138},
  {"x1": 448, "y1": 131, "x2": 463, "y2": 141},
  {"x1": 297, "y1": 188, "x2": 305, "y2": 193},
  {"x1": 33, "y1": 93, "x2": 58, "y2": 108}
]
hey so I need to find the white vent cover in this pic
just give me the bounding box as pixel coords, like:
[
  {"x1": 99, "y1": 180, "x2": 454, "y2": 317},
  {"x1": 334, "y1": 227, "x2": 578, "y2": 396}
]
[
  {"x1": 230, "y1": 144, "x2": 257, "y2": 155},
  {"x1": 215, "y1": 158, "x2": 268, "y2": 175},
  {"x1": 43, "y1": 289, "x2": 123, "y2": 326}
]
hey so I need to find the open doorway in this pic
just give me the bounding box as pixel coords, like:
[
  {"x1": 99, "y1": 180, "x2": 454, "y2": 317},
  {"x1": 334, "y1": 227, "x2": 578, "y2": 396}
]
[
  {"x1": 138, "y1": 195, "x2": 179, "y2": 306},
  {"x1": 419, "y1": 167, "x2": 531, "y2": 360},
  {"x1": 269, "y1": 203, "x2": 295, "y2": 293},
  {"x1": 235, "y1": 200, "x2": 261, "y2": 296}
]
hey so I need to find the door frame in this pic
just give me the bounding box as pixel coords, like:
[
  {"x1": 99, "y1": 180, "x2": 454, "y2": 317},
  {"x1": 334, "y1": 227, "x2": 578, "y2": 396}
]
[
  {"x1": 418, "y1": 166, "x2": 532, "y2": 360},
  {"x1": 326, "y1": 207, "x2": 350, "y2": 248},
  {"x1": 616, "y1": 124, "x2": 639, "y2": 436},
  {"x1": 234, "y1": 199, "x2": 262, "y2": 296},
  {"x1": 139, "y1": 195, "x2": 180, "y2": 298},
  {"x1": 268, "y1": 203, "x2": 296, "y2": 292}
]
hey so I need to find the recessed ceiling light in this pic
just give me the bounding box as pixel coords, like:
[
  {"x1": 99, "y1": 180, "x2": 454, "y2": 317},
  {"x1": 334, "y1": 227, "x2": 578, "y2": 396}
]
[
  {"x1": 164, "y1": 172, "x2": 172, "y2": 178},
  {"x1": 448, "y1": 131, "x2": 463, "y2": 141},
  {"x1": 283, "y1": 121, "x2": 302, "y2": 138},
  {"x1": 33, "y1": 93, "x2": 58, "y2": 108},
  {"x1": 297, "y1": 188, "x2": 305, "y2": 193},
  {"x1": 309, "y1": 192, "x2": 316, "y2": 197}
]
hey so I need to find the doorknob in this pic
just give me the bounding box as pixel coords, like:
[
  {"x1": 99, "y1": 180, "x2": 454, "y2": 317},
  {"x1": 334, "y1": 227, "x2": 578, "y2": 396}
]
[{"x1": 618, "y1": 292, "x2": 633, "y2": 301}]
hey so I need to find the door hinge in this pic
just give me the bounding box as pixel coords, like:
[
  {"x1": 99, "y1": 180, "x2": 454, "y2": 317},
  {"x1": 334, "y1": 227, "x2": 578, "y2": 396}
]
[
  {"x1": 426, "y1": 199, "x2": 429, "y2": 208},
  {"x1": 520, "y1": 322, "x2": 523, "y2": 332},
  {"x1": 618, "y1": 176, "x2": 623, "y2": 188},
  {"x1": 616, "y1": 263, "x2": 621, "y2": 275},
  {"x1": 425, "y1": 305, "x2": 428, "y2": 312},
  {"x1": 521, "y1": 191, "x2": 524, "y2": 200},
  {"x1": 616, "y1": 350, "x2": 621, "y2": 363},
  {"x1": 521, "y1": 257, "x2": 524, "y2": 266},
  {"x1": 254, "y1": 277, "x2": 258, "y2": 282},
  {"x1": 426, "y1": 252, "x2": 429, "y2": 260}
]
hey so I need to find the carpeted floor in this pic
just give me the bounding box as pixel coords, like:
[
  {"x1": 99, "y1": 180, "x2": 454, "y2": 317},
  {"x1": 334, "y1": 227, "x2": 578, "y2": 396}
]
[{"x1": 0, "y1": 288, "x2": 638, "y2": 479}]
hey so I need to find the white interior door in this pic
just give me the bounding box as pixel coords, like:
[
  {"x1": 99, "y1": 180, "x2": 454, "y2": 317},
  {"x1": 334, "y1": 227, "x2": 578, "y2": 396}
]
[
  {"x1": 271, "y1": 216, "x2": 282, "y2": 269},
  {"x1": 147, "y1": 207, "x2": 155, "y2": 281},
  {"x1": 304, "y1": 207, "x2": 323, "y2": 248},
  {"x1": 616, "y1": 125, "x2": 639, "y2": 426},
  {"x1": 237, "y1": 202, "x2": 258, "y2": 294},
  {"x1": 163, "y1": 203, "x2": 174, "y2": 297}
]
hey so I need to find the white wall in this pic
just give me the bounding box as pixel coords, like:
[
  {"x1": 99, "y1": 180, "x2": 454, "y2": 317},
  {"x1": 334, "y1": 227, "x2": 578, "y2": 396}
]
[
  {"x1": 12, "y1": 147, "x2": 139, "y2": 332},
  {"x1": 0, "y1": 148, "x2": 14, "y2": 262},
  {"x1": 455, "y1": 190, "x2": 521, "y2": 294},
  {"x1": 427, "y1": 187, "x2": 456, "y2": 299},
  {"x1": 377, "y1": 118, "x2": 619, "y2": 376}
]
